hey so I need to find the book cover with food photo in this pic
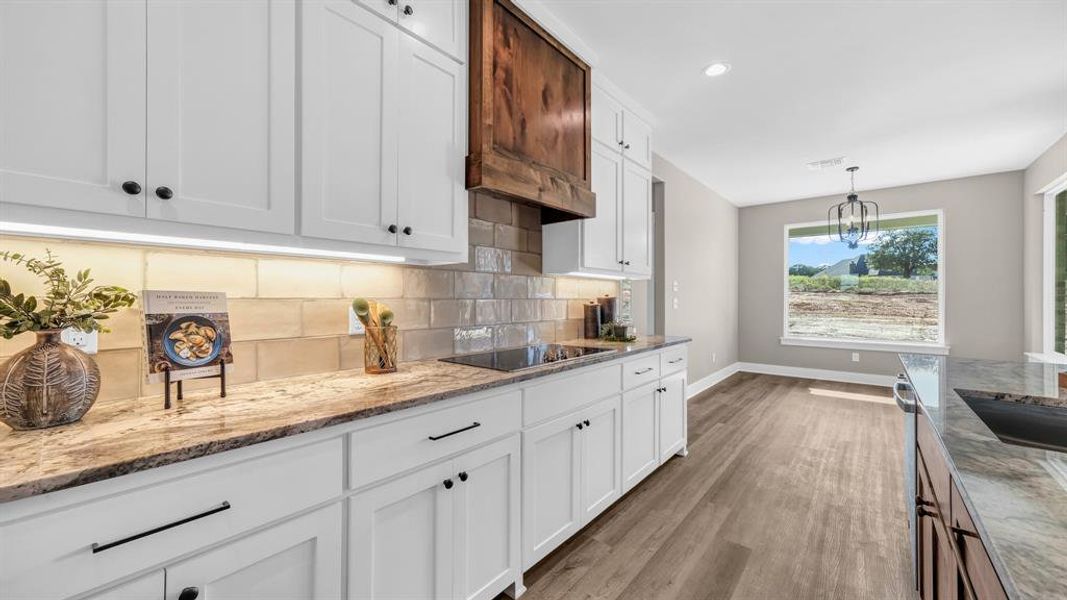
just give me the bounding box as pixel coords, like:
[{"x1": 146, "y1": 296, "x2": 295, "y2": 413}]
[{"x1": 142, "y1": 291, "x2": 233, "y2": 384}]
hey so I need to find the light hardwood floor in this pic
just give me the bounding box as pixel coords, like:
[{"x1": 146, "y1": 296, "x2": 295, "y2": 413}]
[{"x1": 508, "y1": 372, "x2": 915, "y2": 600}]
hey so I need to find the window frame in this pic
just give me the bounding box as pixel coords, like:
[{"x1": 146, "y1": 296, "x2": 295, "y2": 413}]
[
  {"x1": 1040, "y1": 176, "x2": 1067, "y2": 362},
  {"x1": 780, "y1": 208, "x2": 948, "y2": 355}
]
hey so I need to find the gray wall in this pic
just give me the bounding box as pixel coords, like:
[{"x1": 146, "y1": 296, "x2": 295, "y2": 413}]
[
  {"x1": 647, "y1": 154, "x2": 740, "y2": 384},
  {"x1": 1022, "y1": 132, "x2": 1067, "y2": 353},
  {"x1": 739, "y1": 171, "x2": 1025, "y2": 376}
]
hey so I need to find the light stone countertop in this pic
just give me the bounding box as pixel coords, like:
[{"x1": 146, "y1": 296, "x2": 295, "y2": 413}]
[
  {"x1": 0, "y1": 336, "x2": 689, "y2": 504},
  {"x1": 899, "y1": 354, "x2": 1067, "y2": 600}
]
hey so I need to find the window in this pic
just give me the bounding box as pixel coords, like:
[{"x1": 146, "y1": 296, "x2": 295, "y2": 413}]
[
  {"x1": 783, "y1": 211, "x2": 945, "y2": 352},
  {"x1": 1043, "y1": 185, "x2": 1067, "y2": 358}
]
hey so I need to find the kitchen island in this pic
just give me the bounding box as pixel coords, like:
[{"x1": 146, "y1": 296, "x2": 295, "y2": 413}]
[{"x1": 899, "y1": 354, "x2": 1067, "y2": 600}]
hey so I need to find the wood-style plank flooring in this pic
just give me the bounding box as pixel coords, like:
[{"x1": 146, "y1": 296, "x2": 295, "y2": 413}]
[{"x1": 509, "y1": 373, "x2": 914, "y2": 600}]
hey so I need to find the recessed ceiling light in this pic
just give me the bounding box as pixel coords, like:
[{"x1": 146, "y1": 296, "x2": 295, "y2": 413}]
[{"x1": 703, "y1": 62, "x2": 731, "y2": 77}]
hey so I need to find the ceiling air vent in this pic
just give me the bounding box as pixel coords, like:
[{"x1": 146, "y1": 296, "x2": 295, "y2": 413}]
[{"x1": 806, "y1": 156, "x2": 847, "y2": 171}]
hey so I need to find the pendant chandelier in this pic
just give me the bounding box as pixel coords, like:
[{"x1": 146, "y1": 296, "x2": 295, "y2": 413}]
[{"x1": 827, "y1": 166, "x2": 879, "y2": 249}]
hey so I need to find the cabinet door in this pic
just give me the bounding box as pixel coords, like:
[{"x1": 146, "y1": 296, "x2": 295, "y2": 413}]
[
  {"x1": 522, "y1": 413, "x2": 581, "y2": 569},
  {"x1": 165, "y1": 503, "x2": 343, "y2": 600},
  {"x1": 591, "y1": 85, "x2": 623, "y2": 149},
  {"x1": 396, "y1": 35, "x2": 467, "y2": 254},
  {"x1": 397, "y1": 0, "x2": 465, "y2": 61},
  {"x1": 622, "y1": 111, "x2": 653, "y2": 170},
  {"x1": 581, "y1": 143, "x2": 624, "y2": 273},
  {"x1": 84, "y1": 571, "x2": 164, "y2": 600},
  {"x1": 301, "y1": 0, "x2": 399, "y2": 245},
  {"x1": 580, "y1": 396, "x2": 622, "y2": 524},
  {"x1": 622, "y1": 383, "x2": 658, "y2": 492},
  {"x1": 146, "y1": 0, "x2": 296, "y2": 234},
  {"x1": 0, "y1": 0, "x2": 146, "y2": 217},
  {"x1": 350, "y1": 460, "x2": 455, "y2": 600},
  {"x1": 356, "y1": 0, "x2": 398, "y2": 22},
  {"x1": 621, "y1": 161, "x2": 653, "y2": 277},
  {"x1": 453, "y1": 436, "x2": 520, "y2": 600},
  {"x1": 658, "y1": 371, "x2": 687, "y2": 460}
]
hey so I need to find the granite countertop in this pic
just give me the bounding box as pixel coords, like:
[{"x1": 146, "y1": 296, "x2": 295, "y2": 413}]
[
  {"x1": 0, "y1": 336, "x2": 689, "y2": 504},
  {"x1": 899, "y1": 354, "x2": 1067, "y2": 600}
]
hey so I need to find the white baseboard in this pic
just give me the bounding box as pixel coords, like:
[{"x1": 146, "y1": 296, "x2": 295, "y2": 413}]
[
  {"x1": 736, "y1": 362, "x2": 896, "y2": 387},
  {"x1": 686, "y1": 362, "x2": 741, "y2": 399}
]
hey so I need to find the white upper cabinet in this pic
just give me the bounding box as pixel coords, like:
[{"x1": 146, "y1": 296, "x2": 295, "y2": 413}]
[
  {"x1": 398, "y1": 0, "x2": 466, "y2": 62},
  {"x1": 581, "y1": 144, "x2": 624, "y2": 272},
  {"x1": 396, "y1": 34, "x2": 466, "y2": 254},
  {"x1": 592, "y1": 85, "x2": 624, "y2": 149},
  {"x1": 622, "y1": 112, "x2": 653, "y2": 170},
  {"x1": 302, "y1": 0, "x2": 466, "y2": 254},
  {"x1": 622, "y1": 160, "x2": 653, "y2": 277},
  {"x1": 301, "y1": 0, "x2": 399, "y2": 246},
  {"x1": 146, "y1": 0, "x2": 296, "y2": 234},
  {"x1": 0, "y1": 0, "x2": 146, "y2": 218}
]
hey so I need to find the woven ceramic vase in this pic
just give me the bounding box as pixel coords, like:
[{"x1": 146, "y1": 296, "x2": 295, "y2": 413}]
[{"x1": 0, "y1": 330, "x2": 101, "y2": 430}]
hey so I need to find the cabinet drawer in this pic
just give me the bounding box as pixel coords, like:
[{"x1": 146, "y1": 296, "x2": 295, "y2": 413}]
[
  {"x1": 0, "y1": 438, "x2": 342, "y2": 600},
  {"x1": 917, "y1": 411, "x2": 951, "y2": 517},
  {"x1": 660, "y1": 346, "x2": 687, "y2": 376},
  {"x1": 951, "y1": 481, "x2": 1008, "y2": 600},
  {"x1": 623, "y1": 354, "x2": 660, "y2": 391},
  {"x1": 350, "y1": 390, "x2": 521, "y2": 489},
  {"x1": 523, "y1": 363, "x2": 622, "y2": 426}
]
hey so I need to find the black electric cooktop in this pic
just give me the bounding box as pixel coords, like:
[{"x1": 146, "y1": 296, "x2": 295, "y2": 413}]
[{"x1": 440, "y1": 344, "x2": 617, "y2": 372}]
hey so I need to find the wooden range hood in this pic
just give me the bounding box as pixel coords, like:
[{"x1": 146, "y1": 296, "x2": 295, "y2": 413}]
[{"x1": 466, "y1": 0, "x2": 595, "y2": 223}]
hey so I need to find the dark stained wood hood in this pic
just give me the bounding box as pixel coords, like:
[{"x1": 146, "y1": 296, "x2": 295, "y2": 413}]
[{"x1": 466, "y1": 0, "x2": 596, "y2": 223}]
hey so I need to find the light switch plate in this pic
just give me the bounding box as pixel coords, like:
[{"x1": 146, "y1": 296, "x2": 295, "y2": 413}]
[
  {"x1": 60, "y1": 327, "x2": 98, "y2": 354},
  {"x1": 851, "y1": 352, "x2": 860, "y2": 362},
  {"x1": 348, "y1": 307, "x2": 366, "y2": 335}
]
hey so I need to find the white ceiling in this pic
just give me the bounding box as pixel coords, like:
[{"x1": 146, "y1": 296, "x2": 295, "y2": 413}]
[{"x1": 540, "y1": 0, "x2": 1067, "y2": 206}]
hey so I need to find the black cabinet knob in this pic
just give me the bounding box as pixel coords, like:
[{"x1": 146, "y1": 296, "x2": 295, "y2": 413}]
[
  {"x1": 458, "y1": 471, "x2": 468, "y2": 482},
  {"x1": 121, "y1": 181, "x2": 141, "y2": 195},
  {"x1": 576, "y1": 422, "x2": 584, "y2": 430},
  {"x1": 387, "y1": 224, "x2": 398, "y2": 234},
  {"x1": 403, "y1": 4, "x2": 413, "y2": 15},
  {"x1": 617, "y1": 140, "x2": 624, "y2": 147},
  {"x1": 178, "y1": 587, "x2": 199, "y2": 600},
  {"x1": 583, "y1": 419, "x2": 590, "y2": 427},
  {"x1": 443, "y1": 479, "x2": 454, "y2": 489},
  {"x1": 624, "y1": 260, "x2": 631, "y2": 266},
  {"x1": 388, "y1": 0, "x2": 397, "y2": 4},
  {"x1": 402, "y1": 226, "x2": 413, "y2": 235},
  {"x1": 155, "y1": 186, "x2": 174, "y2": 200},
  {"x1": 624, "y1": 143, "x2": 631, "y2": 150}
]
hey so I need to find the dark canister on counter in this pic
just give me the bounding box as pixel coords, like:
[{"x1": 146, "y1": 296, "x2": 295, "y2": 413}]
[
  {"x1": 583, "y1": 302, "x2": 602, "y2": 338},
  {"x1": 597, "y1": 295, "x2": 617, "y2": 325}
]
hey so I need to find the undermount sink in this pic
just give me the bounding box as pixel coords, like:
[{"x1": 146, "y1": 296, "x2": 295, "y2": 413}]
[{"x1": 955, "y1": 389, "x2": 1067, "y2": 453}]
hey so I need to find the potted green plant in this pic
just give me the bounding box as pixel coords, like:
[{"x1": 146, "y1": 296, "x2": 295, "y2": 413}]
[{"x1": 0, "y1": 250, "x2": 137, "y2": 429}]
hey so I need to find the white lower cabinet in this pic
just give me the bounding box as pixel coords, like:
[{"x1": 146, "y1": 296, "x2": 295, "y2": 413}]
[
  {"x1": 622, "y1": 382, "x2": 659, "y2": 492},
  {"x1": 165, "y1": 504, "x2": 344, "y2": 600},
  {"x1": 522, "y1": 395, "x2": 621, "y2": 569},
  {"x1": 349, "y1": 435, "x2": 520, "y2": 600},
  {"x1": 658, "y1": 371, "x2": 688, "y2": 461},
  {"x1": 83, "y1": 572, "x2": 164, "y2": 600}
]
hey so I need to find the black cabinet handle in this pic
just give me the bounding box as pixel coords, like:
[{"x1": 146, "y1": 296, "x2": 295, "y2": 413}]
[
  {"x1": 634, "y1": 367, "x2": 653, "y2": 375},
  {"x1": 121, "y1": 181, "x2": 141, "y2": 195},
  {"x1": 403, "y1": 4, "x2": 413, "y2": 15},
  {"x1": 178, "y1": 588, "x2": 200, "y2": 600},
  {"x1": 388, "y1": 0, "x2": 397, "y2": 4},
  {"x1": 443, "y1": 478, "x2": 454, "y2": 489},
  {"x1": 428, "y1": 421, "x2": 480, "y2": 441},
  {"x1": 576, "y1": 422, "x2": 584, "y2": 430},
  {"x1": 155, "y1": 186, "x2": 174, "y2": 200},
  {"x1": 387, "y1": 224, "x2": 398, "y2": 233},
  {"x1": 458, "y1": 471, "x2": 468, "y2": 482},
  {"x1": 402, "y1": 226, "x2": 413, "y2": 235},
  {"x1": 668, "y1": 358, "x2": 684, "y2": 364},
  {"x1": 91, "y1": 501, "x2": 231, "y2": 554}
]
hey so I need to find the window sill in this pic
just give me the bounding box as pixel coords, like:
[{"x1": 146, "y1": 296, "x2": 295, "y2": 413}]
[
  {"x1": 1023, "y1": 352, "x2": 1067, "y2": 364},
  {"x1": 780, "y1": 336, "x2": 950, "y2": 355}
]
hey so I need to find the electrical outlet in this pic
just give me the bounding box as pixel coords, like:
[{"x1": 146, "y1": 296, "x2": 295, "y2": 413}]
[
  {"x1": 348, "y1": 306, "x2": 366, "y2": 335},
  {"x1": 851, "y1": 352, "x2": 860, "y2": 363},
  {"x1": 672, "y1": 280, "x2": 679, "y2": 292},
  {"x1": 672, "y1": 297, "x2": 679, "y2": 309},
  {"x1": 60, "y1": 328, "x2": 98, "y2": 354}
]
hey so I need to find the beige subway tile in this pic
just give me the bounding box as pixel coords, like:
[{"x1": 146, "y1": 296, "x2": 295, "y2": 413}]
[
  {"x1": 403, "y1": 269, "x2": 453, "y2": 298},
  {"x1": 145, "y1": 251, "x2": 257, "y2": 297},
  {"x1": 567, "y1": 299, "x2": 590, "y2": 320},
  {"x1": 430, "y1": 299, "x2": 474, "y2": 328},
  {"x1": 512, "y1": 252, "x2": 541, "y2": 276},
  {"x1": 228, "y1": 299, "x2": 302, "y2": 341},
  {"x1": 531, "y1": 322, "x2": 555, "y2": 344},
  {"x1": 555, "y1": 277, "x2": 583, "y2": 299},
  {"x1": 372, "y1": 298, "x2": 427, "y2": 330},
  {"x1": 98, "y1": 307, "x2": 144, "y2": 350},
  {"x1": 495, "y1": 274, "x2": 528, "y2": 298},
  {"x1": 541, "y1": 299, "x2": 568, "y2": 321},
  {"x1": 94, "y1": 348, "x2": 143, "y2": 403},
  {"x1": 258, "y1": 259, "x2": 340, "y2": 298},
  {"x1": 0, "y1": 237, "x2": 145, "y2": 296},
  {"x1": 580, "y1": 278, "x2": 619, "y2": 298},
  {"x1": 302, "y1": 299, "x2": 352, "y2": 337},
  {"x1": 555, "y1": 319, "x2": 580, "y2": 341},
  {"x1": 455, "y1": 272, "x2": 494, "y2": 299},
  {"x1": 475, "y1": 299, "x2": 510, "y2": 325},
  {"x1": 474, "y1": 246, "x2": 511, "y2": 273},
  {"x1": 512, "y1": 203, "x2": 541, "y2": 231},
  {"x1": 402, "y1": 329, "x2": 454, "y2": 361},
  {"x1": 341, "y1": 263, "x2": 404, "y2": 298},
  {"x1": 475, "y1": 194, "x2": 513, "y2": 224},
  {"x1": 511, "y1": 299, "x2": 541, "y2": 322},
  {"x1": 257, "y1": 337, "x2": 340, "y2": 380},
  {"x1": 469, "y1": 219, "x2": 495, "y2": 246},
  {"x1": 493, "y1": 224, "x2": 525, "y2": 251},
  {"x1": 494, "y1": 324, "x2": 532, "y2": 349},
  {"x1": 528, "y1": 277, "x2": 555, "y2": 298},
  {"x1": 526, "y1": 231, "x2": 543, "y2": 254},
  {"x1": 453, "y1": 326, "x2": 494, "y2": 354},
  {"x1": 339, "y1": 336, "x2": 366, "y2": 370}
]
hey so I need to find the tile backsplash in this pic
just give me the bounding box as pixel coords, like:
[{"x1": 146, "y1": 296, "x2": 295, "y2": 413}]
[{"x1": 0, "y1": 193, "x2": 618, "y2": 404}]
